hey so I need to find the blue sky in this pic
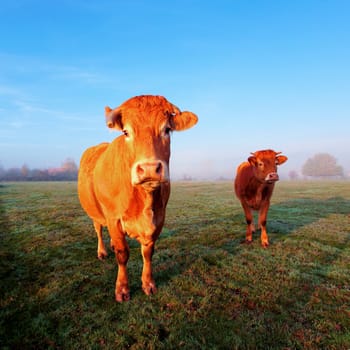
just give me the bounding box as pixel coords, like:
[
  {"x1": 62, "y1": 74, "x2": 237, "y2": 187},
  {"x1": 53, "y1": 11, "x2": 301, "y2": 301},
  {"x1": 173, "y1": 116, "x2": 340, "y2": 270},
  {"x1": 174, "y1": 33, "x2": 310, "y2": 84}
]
[{"x1": 1, "y1": 0, "x2": 349, "y2": 179}]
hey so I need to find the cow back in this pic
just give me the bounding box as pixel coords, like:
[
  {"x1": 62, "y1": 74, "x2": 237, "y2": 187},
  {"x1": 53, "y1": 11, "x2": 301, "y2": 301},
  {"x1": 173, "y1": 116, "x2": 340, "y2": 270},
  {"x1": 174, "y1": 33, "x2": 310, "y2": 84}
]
[
  {"x1": 234, "y1": 161, "x2": 256, "y2": 199},
  {"x1": 78, "y1": 143, "x2": 109, "y2": 225}
]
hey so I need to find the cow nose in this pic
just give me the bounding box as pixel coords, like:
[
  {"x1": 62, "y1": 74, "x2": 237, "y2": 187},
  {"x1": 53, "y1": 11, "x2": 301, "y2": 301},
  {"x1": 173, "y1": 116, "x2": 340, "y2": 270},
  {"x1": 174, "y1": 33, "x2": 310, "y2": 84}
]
[
  {"x1": 265, "y1": 172, "x2": 279, "y2": 182},
  {"x1": 132, "y1": 160, "x2": 169, "y2": 186},
  {"x1": 136, "y1": 161, "x2": 162, "y2": 179}
]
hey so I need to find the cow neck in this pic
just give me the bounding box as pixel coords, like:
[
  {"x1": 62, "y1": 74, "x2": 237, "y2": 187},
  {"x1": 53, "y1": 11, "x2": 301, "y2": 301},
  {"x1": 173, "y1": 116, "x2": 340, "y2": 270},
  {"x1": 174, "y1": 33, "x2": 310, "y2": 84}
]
[
  {"x1": 121, "y1": 185, "x2": 165, "y2": 245},
  {"x1": 245, "y1": 175, "x2": 270, "y2": 197},
  {"x1": 248, "y1": 174, "x2": 265, "y2": 187},
  {"x1": 132, "y1": 185, "x2": 162, "y2": 217}
]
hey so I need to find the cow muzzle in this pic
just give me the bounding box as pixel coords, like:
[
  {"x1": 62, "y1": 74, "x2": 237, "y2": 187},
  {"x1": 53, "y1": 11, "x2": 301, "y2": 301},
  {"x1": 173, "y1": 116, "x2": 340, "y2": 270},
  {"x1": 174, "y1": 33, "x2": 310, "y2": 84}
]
[
  {"x1": 131, "y1": 160, "x2": 169, "y2": 188},
  {"x1": 265, "y1": 172, "x2": 279, "y2": 183}
]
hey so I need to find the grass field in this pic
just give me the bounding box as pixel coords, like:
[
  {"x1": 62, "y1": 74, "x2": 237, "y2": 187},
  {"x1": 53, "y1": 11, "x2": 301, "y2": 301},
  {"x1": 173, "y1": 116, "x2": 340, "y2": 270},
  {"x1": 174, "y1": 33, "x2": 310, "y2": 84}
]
[{"x1": 0, "y1": 180, "x2": 349, "y2": 349}]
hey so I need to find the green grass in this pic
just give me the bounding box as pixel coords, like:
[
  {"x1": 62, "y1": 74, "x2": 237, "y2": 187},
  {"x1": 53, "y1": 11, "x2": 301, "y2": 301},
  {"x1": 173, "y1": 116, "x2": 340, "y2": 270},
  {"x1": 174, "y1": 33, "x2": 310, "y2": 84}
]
[{"x1": 1, "y1": 181, "x2": 350, "y2": 349}]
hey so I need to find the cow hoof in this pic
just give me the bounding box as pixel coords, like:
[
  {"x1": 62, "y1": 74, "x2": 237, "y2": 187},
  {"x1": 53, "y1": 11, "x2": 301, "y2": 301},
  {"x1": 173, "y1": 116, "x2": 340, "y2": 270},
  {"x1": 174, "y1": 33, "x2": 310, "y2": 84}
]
[
  {"x1": 116, "y1": 291, "x2": 130, "y2": 302},
  {"x1": 97, "y1": 251, "x2": 108, "y2": 260},
  {"x1": 142, "y1": 282, "x2": 157, "y2": 296},
  {"x1": 245, "y1": 239, "x2": 253, "y2": 244},
  {"x1": 115, "y1": 286, "x2": 130, "y2": 302},
  {"x1": 261, "y1": 242, "x2": 269, "y2": 248}
]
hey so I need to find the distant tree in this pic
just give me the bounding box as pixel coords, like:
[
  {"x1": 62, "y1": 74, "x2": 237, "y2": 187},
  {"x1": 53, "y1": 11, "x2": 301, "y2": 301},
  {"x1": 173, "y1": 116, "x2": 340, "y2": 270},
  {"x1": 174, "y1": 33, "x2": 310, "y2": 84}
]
[
  {"x1": 4, "y1": 167, "x2": 22, "y2": 181},
  {"x1": 0, "y1": 158, "x2": 79, "y2": 182},
  {"x1": 288, "y1": 170, "x2": 299, "y2": 180},
  {"x1": 302, "y1": 153, "x2": 344, "y2": 178},
  {"x1": 59, "y1": 158, "x2": 78, "y2": 180},
  {"x1": 0, "y1": 164, "x2": 5, "y2": 180},
  {"x1": 31, "y1": 168, "x2": 50, "y2": 181},
  {"x1": 61, "y1": 158, "x2": 78, "y2": 173},
  {"x1": 21, "y1": 164, "x2": 30, "y2": 179},
  {"x1": 182, "y1": 174, "x2": 193, "y2": 181}
]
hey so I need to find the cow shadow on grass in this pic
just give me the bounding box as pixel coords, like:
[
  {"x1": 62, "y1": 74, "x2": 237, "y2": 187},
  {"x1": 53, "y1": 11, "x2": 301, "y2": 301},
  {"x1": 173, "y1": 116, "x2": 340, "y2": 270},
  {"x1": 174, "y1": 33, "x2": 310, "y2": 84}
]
[
  {"x1": 90, "y1": 194, "x2": 349, "y2": 300},
  {"x1": 153, "y1": 208, "x2": 248, "y2": 292},
  {"x1": 154, "y1": 195, "x2": 350, "y2": 291},
  {"x1": 267, "y1": 196, "x2": 350, "y2": 238},
  {"x1": 225, "y1": 196, "x2": 350, "y2": 249},
  {"x1": 152, "y1": 196, "x2": 350, "y2": 348}
]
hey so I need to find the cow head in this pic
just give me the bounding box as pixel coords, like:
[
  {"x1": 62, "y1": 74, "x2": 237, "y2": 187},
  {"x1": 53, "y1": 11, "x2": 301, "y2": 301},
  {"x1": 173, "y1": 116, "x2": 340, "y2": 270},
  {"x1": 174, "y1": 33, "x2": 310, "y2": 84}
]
[
  {"x1": 248, "y1": 149, "x2": 288, "y2": 184},
  {"x1": 105, "y1": 95, "x2": 198, "y2": 189}
]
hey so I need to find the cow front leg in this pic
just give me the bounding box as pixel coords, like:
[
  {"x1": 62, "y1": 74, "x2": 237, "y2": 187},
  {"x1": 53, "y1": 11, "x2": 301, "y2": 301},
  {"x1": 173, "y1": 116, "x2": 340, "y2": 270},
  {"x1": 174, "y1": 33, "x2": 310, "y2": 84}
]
[
  {"x1": 112, "y1": 239, "x2": 130, "y2": 302},
  {"x1": 114, "y1": 244, "x2": 130, "y2": 302},
  {"x1": 258, "y1": 202, "x2": 270, "y2": 247},
  {"x1": 108, "y1": 221, "x2": 130, "y2": 302},
  {"x1": 241, "y1": 203, "x2": 254, "y2": 243},
  {"x1": 93, "y1": 221, "x2": 108, "y2": 259},
  {"x1": 141, "y1": 242, "x2": 157, "y2": 296}
]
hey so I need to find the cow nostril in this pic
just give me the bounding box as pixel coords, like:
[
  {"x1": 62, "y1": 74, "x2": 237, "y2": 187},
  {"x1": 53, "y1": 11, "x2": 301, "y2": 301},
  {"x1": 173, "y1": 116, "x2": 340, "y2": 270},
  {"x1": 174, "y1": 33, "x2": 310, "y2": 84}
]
[
  {"x1": 265, "y1": 172, "x2": 279, "y2": 182},
  {"x1": 156, "y1": 162, "x2": 162, "y2": 175},
  {"x1": 137, "y1": 164, "x2": 145, "y2": 176}
]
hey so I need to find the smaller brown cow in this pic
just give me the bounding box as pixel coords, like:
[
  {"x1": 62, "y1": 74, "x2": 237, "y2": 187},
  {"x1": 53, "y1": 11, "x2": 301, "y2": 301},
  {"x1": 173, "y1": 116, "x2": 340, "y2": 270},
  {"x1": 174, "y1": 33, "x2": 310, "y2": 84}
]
[{"x1": 234, "y1": 149, "x2": 288, "y2": 247}]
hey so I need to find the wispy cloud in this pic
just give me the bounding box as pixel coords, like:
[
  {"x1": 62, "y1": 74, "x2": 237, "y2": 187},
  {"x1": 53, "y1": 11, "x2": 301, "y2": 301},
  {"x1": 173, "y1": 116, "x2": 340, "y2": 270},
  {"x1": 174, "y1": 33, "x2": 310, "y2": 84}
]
[
  {"x1": 13, "y1": 100, "x2": 57, "y2": 114},
  {"x1": 47, "y1": 65, "x2": 109, "y2": 85},
  {"x1": 8, "y1": 121, "x2": 25, "y2": 129},
  {"x1": 0, "y1": 85, "x2": 23, "y2": 96},
  {"x1": 0, "y1": 93, "x2": 99, "y2": 133},
  {"x1": 0, "y1": 53, "x2": 111, "y2": 86}
]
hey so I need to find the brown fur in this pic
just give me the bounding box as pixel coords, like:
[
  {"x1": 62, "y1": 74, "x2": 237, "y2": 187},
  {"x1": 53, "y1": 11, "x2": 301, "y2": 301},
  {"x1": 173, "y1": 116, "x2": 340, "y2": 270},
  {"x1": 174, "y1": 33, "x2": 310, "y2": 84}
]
[
  {"x1": 234, "y1": 149, "x2": 287, "y2": 247},
  {"x1": 78, "y1": 95, "x2": 198, "y2": 301}
]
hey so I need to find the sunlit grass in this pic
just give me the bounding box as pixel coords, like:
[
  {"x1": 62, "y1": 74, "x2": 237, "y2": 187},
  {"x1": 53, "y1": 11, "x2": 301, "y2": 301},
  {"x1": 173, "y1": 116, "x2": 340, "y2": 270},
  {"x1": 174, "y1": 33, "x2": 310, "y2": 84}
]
[{"x1": 1, "y1": 181, "x2": 349, "y2": 349}]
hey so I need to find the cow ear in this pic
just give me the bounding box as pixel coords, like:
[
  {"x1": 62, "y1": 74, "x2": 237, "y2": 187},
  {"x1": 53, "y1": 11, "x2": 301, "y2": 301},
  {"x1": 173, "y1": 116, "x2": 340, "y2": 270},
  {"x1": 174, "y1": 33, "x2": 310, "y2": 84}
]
[
  {"x1": 171, "y1": 111, "x2": 198, "y2": 131},
  {"x1": 105, "y1": 106, "x2": 123, "y2": 131},
  {"x1": 248, "y1": 156, "x2": 257, "y2": 166},
  {"x1": 276, "y1": 155, "x2": 288, "y2": 165}
]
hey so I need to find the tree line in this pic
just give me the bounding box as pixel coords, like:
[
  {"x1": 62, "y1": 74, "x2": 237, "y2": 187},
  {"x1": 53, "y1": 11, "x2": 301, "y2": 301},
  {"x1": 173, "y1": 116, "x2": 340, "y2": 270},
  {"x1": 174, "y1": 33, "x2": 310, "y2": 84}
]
[
  {"x1": 0, "y1": 158, "x2": 78, "y2": 181},
  {"x1": 0, "y1": 153, "x2": 346, "y2": 181}
]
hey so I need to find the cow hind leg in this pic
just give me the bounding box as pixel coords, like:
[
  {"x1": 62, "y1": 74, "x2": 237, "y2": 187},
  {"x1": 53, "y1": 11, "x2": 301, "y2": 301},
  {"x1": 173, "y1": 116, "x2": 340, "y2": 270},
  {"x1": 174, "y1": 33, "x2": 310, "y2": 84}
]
[
  {"x1": 141, "y1": 242, "x2": 157, "y2": 296},
  {"x1": 93, "y1": 221, "x2": 108, "y2": 259}
]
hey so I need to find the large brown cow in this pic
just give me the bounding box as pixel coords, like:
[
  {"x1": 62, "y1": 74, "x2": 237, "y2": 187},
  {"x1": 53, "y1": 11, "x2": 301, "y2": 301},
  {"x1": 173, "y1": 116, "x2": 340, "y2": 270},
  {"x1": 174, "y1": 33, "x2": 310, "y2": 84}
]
[
  {"x1": 78, "y1": 95, "x2": 198, "y2": 301},
  {"x1": 234, "y1": 149, "x2": 288, "y2": 247}
]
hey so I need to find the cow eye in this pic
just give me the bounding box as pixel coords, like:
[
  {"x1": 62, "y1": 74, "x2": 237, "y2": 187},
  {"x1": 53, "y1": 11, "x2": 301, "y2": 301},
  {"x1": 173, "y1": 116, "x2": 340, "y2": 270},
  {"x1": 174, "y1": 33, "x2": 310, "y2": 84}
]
[
  {"x1": 258, "y1": 162, "x2": 264, "y2": 167},
  {"x1": 165, "y1": 127, "x2": 172, "y2": 135},
  {"x1": 165, "y1": 111, "x2": 176, "y2": 117}
]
